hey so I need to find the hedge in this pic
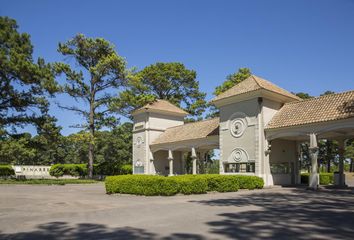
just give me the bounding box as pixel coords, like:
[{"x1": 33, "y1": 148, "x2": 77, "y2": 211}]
[
  {"x1": 105, "y1": 174, "x2": 264, "y2": 196},
  {"x1": 0, "y1": 165, "x2": 15, "y2": 177},
  {"x1": 301, "y1": 173, "x2": 334, "y2": 185},
  {"x1": 49, "y1": 164, "x2": 133, "y2": 177},
  {"x1": 171, "y1": 175, "x2": 208, "y2": 194},
  {"x1": 105, "y1": 175, "x2": 179, "y2": 196},
  {"x1": 50, "y1": 164, "x2": 88, "y2": 177}
]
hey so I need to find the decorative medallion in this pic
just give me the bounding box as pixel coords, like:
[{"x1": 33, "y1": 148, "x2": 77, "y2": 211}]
[
  {"x1": 228, "y1": 148, "x2": 249, "y2": 163},
  {"x1": 135, "y1": 159, "x2": 143, "y2": 167},
  {"x1": 230, "y1": 118, "x2": 246, "y2": 138},
  {"x1": 135, "y1": 136, "x2": 144, "y2": 148}
]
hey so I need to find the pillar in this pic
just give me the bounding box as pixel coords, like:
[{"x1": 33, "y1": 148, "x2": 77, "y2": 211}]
[
  {"x1": 168, "y1": 149, "x2": 173, "y2": 176},
  {"x1": 191, "y1": 147, "x2": 197, "y2": 175},
  {"x1": 149, "y1": 151, "x2": 154, "y2": 175},
  {"x1": 336, "y1": 139, "x2": 346, "y2": 186},
  {"x1": 309, "y1": 133, "x2": 319, "y2": 189}
]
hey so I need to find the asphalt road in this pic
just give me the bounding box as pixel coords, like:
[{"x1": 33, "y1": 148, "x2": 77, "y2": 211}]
[{"x1": 0, "y1": 183, "x2": 354, "y2": 240}]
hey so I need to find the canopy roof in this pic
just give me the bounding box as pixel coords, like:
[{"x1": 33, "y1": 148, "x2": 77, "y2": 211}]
[
  {"x1": 132, "y1": 99, "x2": 188, "y2": 116},
  {"x1": 151, "y1": 118, "x2": 219, "y2": 145},
  {"x1": 212, "y1": 75, "x2": 301, "y2": 103},
  {"x1": 266, "y1": 90, "x2": 354, "y2": 129}
]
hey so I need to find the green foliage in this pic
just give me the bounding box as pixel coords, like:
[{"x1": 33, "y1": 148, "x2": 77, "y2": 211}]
[
  {"x1": 49, "y1": 164, "x2": 87, "y2": 177},
  {"x1": 120, "y1": 164, "x2": 133, "y2": 175},
  {"x1": 213, "y1": 68, "x2": 251, "y2": 96},
  {"x1": 300, "y1": 173, "x2": 334, "y2": 185},
  {"x1": 198, "y1": 174, "x2": 240, "y2": 192},
  {"x1": 234, "y1": 175, "x2": 264, "y2": 190},
  {"x1": 113, "y1": 62, "x2": 207, "y2": 119},
  {"x1": 0, "y1": 134, "x2": 36, "y2": 164},
  {"x1": 0, "y1": 179, "x2": 98, "y2": 185},
  {"x1": 105, "y1": 175, "x2": 179, "y2": 196},
  {"x1": 105, "y1": 174, "x2": 264, "y2": 196},
  {"x1": 54, "y1": 34, "x2": 127, "y2": 178},
  {"x1": 49, "y1": 163, "x2": 132, "y2": 177},
  {"x1": 172, "y1": 175, "x2": 208, "y2": 194},
  {"x1": 208, "y1": 68, "x2": 251, "y2": 118},
  {"x1": 295, "y1": 92, "x2": 313, "y2": 99},
  {"x1": 0, "y1": 122, "x2": 133, "y2": 168},
  {"x1": 0, "y1": 17, "x2": 58, "y2": 131},
  {"x1": 0, "y1": 165, "x2": 15, "y2": 177}
]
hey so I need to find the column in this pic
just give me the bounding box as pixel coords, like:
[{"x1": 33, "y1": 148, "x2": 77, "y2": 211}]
[
  {"x1": 168, "y1": 149, "x2": 173, "y2": 176},
  {"x1": 336, "y1": 139, "x2": 346, "y2": 186},
  {"x1": 309, "y1": 133, "x2": 319, "y2": 189},
  {"x1": 191, "y1": 147, "x2": 197, "y2": 175},
  {"x1": 180, "y1": 151, "x2": 185, "y2": 174},
  {"x1": 294, "y1": 141, "x2": 301, "y2": 184},
  {"x1": 149, "y1": 151, "x2": 154, "y2": 175}
]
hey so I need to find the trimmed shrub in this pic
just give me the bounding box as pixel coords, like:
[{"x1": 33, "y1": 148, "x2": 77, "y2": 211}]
[
  {"x1": 49, "y1": 164, "x2": 87, "y2": 178},
  {"x1": 105, "y1": 174, "x2": 264, "y2": 196},
  {"x1": 50, "y1": 163, "x2": 132, "y2": 177},
  {"x1": 120, "y1": 164, "x2": 133, "y2": 175},
  {"x1": 172, "y1": 175, "x2": 208, "y2": 194},
  {"x1": 236, "y1": 175, "x2": 264, "y2": 189},
  {"x1": 198, "y1": 174, "x2": 240, "y2": 192},
  {"x1": 0, "y1": 165, "x2": 15, "y2": 177},
  {"x1": 105, "y1": 175, "x2": 179, "y2": 196},
  {"x1": 300, "y1": 173, "x2": 334, "y2": 185}
]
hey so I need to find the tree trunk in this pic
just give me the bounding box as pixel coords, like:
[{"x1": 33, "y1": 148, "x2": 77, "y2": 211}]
[
  {"x1": 350, "y1": 158, "x2": 354, "y2": 172},
  {"x1": 88, "y1": 142, "x2": 94, "y2": 178},
  {"x1": 326, "y1": 157, "x2": 331, "y2": 173},
  {"x1": 88, "y1": 82, "x2": 95, "y2": 179}
]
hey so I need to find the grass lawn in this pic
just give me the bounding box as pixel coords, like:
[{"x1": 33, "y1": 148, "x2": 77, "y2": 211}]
[{"x1": 0, "y1": 179, "x2": 99, "y2": 185}]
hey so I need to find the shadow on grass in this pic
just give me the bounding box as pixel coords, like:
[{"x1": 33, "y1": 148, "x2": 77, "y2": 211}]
[{"x1": 190, "y1": 187, "x2": 354, "y2": 239}]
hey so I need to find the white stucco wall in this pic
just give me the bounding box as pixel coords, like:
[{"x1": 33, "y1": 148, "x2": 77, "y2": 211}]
[
  {"x1": 132, "y1": 111, "x2": 184, "y2": 175},
  {"x1": 269, "y1": 139, "x2": 297, "y2": 185},
  {"x1": 219, "y1": 98, "x2": 259, "y2": 175}
]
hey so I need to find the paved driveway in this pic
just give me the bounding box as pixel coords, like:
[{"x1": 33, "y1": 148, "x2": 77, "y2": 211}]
[{"x1": 0, "y1": 183, "x2": 353, "y2": 240}]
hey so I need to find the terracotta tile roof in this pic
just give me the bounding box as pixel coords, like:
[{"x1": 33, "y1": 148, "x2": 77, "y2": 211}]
[
  {"x1": 133, "y1": 99, "x2": 188, "y2": 115},
  {"x1": 266, "y1": 91, "x2": 354, "y2": 129},
  {"x1": 151, "y1": 118, "x2": 219, "y2": 145},
  {"x1": 212, "y1": 75, "x2": 301, "y2": 102}
]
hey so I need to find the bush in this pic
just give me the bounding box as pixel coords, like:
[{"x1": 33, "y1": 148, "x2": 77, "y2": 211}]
[
  {"x1": 120, "y1": 164, "x2": 133, "y2": 175},
  {"x1": 105, "y1": 175, "x2": 179, "y2": 196},
  {"x1": 49, "y1": 164, "x2": 87, "y2": 178},
  {"x1": 0, "y1": 165, "x2": 15, "y2": 177},
  {"x1": 105, "y1": 174, "x2": 264, "y2": 196},
  {"x1": 300, "y1": 173, "x2": 334, "y2": 185},
  {"x1": 172, "y1": 175, "x2": 208, "y2": 194},
  {"x1": 236, "y1": 175, "x2": 264, "y2": 189},
  {"x1": 50, "y1": 163, "x2": 132, "y2": 177},
  {"x1": 198, "y1": 174, "x2": 239, "y2": 192},
  {"x1": 0, "y1": 179, "x2": 98, "y2": 185}
]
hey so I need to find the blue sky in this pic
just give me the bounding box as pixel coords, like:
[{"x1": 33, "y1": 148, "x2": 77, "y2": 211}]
[{"x1": 2, "y1": 0, "x2": 354, "y2": 135}]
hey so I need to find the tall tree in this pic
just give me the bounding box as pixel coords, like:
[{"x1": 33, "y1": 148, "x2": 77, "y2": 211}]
[
  {"x1": 213, "y1": 68, "x2": 251, "y2": 96},
  {"x1": 54, "y1": 34, "x2": 126, "y2": 178},
  {"x1": 113, "y1": 62, "x2": 207, "y2": 119},
  {"x1": 0, "y1": 17, "x2": 58, "y2": 132},
  {"x1": 295, "y1": 92, "x2": 313, "y2": 99}
]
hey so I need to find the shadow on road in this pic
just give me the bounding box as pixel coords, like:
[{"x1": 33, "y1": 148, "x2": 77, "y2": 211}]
[
  {"x1": 1, "y1": 188, "x2": 353, "y2": 239},
  {"x1": 191, "y1": 187, "x2": 354, "y2": 239},
  {"x1": 0, "y1": 221, "x2": 206, "y2": 240}
]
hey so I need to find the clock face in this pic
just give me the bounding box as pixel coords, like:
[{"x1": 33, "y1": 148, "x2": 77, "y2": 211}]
[{"x1": 230, "y1": 118, "x2": 246, "y2": 138}]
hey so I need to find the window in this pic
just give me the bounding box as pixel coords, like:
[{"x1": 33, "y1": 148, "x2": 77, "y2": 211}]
[
  {"x1": 134, "y1": 166, "x2": 144, "y2": 174},
  {"x1": 224, "y1": 162, "x2": 255, "y2": 173},
  {"x1": 271, "y1": 163, "x2": 291, "y2": 174}
]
